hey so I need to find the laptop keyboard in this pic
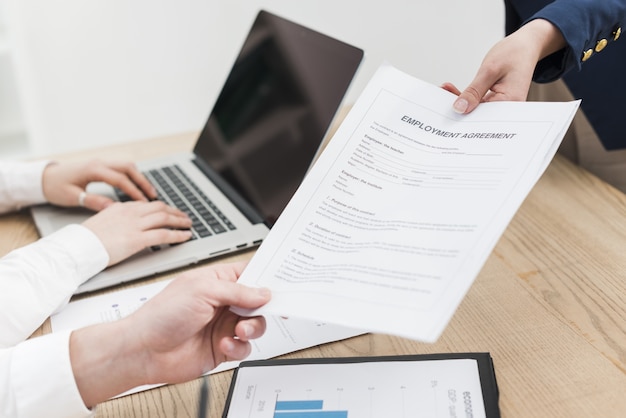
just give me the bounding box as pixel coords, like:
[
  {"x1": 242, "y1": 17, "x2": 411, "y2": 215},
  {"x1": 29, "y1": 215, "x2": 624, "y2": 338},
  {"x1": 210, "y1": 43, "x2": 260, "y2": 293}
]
[{"x1": 116, "y1": 164, "x2": 236, "y2": 240}]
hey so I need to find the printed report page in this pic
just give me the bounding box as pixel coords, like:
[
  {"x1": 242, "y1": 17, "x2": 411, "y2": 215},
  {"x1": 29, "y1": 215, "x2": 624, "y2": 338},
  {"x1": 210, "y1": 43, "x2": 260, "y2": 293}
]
[
  {"x1": 225, "y1": 358, "x2": 487, "y2": 418},
  {"x1": 234, "y1": 62, "x2": 579, "y2": 342}
]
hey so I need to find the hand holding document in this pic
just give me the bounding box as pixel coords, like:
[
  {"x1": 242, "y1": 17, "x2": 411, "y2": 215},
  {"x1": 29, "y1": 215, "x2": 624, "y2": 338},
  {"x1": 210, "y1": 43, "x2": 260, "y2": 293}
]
[
  {"x1": 50, "y1": 280, "x2": 363, "y2": 397},
  {"x1": 233, "y1": 63, "x2": 580, "y2": 342}
]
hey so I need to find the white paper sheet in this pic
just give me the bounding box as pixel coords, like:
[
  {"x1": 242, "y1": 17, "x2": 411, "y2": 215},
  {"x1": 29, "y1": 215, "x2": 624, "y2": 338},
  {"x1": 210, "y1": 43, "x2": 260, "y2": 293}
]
[{"x1": 233, "y1": 62, "x2": 580, "y2": 342}]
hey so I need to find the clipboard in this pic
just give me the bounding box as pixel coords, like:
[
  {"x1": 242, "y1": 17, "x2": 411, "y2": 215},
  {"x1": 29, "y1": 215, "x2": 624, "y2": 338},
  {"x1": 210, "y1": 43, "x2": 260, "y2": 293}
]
[{"x1": 222, "y1": 352, "x2": 500, "y2": 417}]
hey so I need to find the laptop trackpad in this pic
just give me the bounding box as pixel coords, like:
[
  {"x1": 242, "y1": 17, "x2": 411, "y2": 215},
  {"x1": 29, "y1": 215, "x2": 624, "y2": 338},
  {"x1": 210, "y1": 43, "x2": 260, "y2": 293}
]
[{"x1": 32, "y1": 206, "x2": 93, "y2": 236}]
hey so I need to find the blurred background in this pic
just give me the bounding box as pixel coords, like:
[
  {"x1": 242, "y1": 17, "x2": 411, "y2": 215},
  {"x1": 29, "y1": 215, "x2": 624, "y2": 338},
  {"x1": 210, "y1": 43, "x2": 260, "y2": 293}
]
[{"x1": 0, "y1": 0, "x2": 504, "y2": 159}]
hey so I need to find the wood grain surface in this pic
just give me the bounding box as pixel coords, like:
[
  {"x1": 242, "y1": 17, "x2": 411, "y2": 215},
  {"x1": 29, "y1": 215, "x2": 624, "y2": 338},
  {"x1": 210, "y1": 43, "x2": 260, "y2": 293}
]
[{"x1": 3, "y1": 131, "x2": 626, "y2": 417}]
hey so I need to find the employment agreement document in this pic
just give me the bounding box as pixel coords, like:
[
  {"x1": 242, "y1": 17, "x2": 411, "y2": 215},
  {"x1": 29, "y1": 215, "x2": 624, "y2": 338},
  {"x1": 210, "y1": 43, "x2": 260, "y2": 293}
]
[{"x1": 234, "y1": 63, "x2": 579, "y2": 342}]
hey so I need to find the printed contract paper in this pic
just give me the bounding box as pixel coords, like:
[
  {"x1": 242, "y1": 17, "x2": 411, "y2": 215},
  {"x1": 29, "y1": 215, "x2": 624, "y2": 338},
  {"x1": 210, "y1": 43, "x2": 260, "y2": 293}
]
[{"x1": 234, "y1": 63, "x2": 580, "y2": 342}]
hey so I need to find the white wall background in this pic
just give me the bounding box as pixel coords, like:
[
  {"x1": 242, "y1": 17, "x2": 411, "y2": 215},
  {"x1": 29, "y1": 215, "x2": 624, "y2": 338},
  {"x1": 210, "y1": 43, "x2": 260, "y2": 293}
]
[{"x1": 3, "y1": 0, "x2": 505, "y2": 157}]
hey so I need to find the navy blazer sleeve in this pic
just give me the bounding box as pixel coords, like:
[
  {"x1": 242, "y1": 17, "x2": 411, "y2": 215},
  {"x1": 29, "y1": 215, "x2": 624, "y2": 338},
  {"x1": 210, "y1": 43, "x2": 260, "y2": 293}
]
[
  {"x1": 505, "y1": 0, "x2": 626, "y2": 150},
  {"x1": 505, "y1": 0, "x2": 626, "y2": 82}
]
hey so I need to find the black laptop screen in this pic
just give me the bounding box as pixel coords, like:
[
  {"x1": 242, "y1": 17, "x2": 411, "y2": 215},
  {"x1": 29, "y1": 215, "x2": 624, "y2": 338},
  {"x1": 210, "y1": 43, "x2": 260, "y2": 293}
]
[{"x1": 193, "y1": 10, "x2": 363, "y2": 227}]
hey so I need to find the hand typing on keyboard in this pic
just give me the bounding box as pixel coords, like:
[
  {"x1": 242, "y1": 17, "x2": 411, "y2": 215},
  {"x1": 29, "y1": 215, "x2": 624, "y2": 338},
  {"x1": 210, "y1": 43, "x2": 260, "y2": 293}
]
[
  {"x1": 43, "y1": 159, "x2": 158, "y2": 211},
  {"x1": 82, "y1": 200, "x2": 193, "y2": 266},
  {"x1": 117, "y1": 165, "x2": 237, "y2": 241}
]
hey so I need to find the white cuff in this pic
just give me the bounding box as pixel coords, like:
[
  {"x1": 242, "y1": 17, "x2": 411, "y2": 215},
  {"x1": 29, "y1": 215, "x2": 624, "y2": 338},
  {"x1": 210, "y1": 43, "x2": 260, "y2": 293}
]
[
  {"x1": 11, "y1": 331, "x2": 94, "y2": 418},
  {"x1": 0, "y1": 160, "x2": 51, "y2": 214},
  {"x1": 44, "y1": 224, "x2": 110, "y2": 285}
]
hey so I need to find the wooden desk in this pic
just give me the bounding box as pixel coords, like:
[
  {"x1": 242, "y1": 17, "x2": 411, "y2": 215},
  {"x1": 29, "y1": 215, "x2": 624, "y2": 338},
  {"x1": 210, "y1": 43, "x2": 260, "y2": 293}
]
[{"x1": 3, "y1": 131, "x2": 626, "y2": 417}]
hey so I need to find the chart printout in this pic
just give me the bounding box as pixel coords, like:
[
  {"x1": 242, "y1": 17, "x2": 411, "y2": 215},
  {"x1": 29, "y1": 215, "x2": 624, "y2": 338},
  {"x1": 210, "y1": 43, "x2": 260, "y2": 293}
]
[
  {"x1": 234, "y1": 63, "x2": 579, "y2": 342},
  {"x1": 225, "y1": 358, "x2": 486, "y2": 418}
]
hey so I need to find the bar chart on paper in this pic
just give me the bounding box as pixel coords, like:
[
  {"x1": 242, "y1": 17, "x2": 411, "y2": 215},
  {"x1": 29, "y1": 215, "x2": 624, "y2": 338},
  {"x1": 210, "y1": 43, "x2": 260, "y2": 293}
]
[
  {"x1": 224, "y1": 359, "x2": 488, "y2": 418},
  {"x1": 274, "y1": 400, "x2": 346, "y2": 418}
]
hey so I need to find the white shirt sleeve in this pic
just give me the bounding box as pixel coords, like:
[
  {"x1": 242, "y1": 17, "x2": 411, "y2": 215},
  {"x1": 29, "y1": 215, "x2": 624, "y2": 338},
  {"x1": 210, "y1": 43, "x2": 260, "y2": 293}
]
[
  {"x1": 0, "y1": 225, "x2": 108, "y2": 416},
  {"x1": 0, "y1": 161, "x2": 111, "y2": 416},
  {"x1": 0, "y1": 161, "x2": 50, "y2": 214},
  {"x1": 0, "y1": 224, "x2": 109, "y2": 348},
  {"x1": 0, "y1": 331, "x2": 94, "y2": 418}
]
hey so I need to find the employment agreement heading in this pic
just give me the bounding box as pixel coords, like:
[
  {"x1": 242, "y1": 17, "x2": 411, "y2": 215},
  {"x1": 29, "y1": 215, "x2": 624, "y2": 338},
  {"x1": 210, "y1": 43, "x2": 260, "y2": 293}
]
[{"x1": 234, "y1": 63, "x2": 580, "y2": 342}]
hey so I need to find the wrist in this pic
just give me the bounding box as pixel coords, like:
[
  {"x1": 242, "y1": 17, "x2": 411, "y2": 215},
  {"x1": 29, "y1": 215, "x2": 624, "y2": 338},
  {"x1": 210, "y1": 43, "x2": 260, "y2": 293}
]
[
  {"x1": 70, "y1": 318, "x2": 145, "y2": 407},
  {"x1": 518, "y1": 18, "x2": 566, "y2": 61},
  {"x1": 41, "y1": 161, "x2": 59, "y2": 203}
]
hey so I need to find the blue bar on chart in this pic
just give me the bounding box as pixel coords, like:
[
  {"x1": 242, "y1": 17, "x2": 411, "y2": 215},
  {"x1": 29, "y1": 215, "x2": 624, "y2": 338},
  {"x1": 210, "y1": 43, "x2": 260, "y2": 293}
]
[
  {"x1": 275, "y1": 401, "x2": 324, "y2": 411},
  {"x1": 273, "y1": 398, "x2": 348, "y2": 417},
  {"x1": 274, "y1": 412, "x2": 348, "y2": 418}
]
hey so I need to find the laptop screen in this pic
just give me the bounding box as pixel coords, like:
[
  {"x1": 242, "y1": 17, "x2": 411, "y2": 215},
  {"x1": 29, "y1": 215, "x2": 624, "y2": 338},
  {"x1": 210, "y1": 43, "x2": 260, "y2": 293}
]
[{"x1": 193, "y1": 10, "x2": 363, "y2": 227}]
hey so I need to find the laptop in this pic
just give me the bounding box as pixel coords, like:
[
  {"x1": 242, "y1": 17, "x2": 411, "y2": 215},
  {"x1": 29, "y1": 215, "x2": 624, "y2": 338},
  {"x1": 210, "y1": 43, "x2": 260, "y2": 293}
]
[{"x1": 31, "y1": 9, "x2": 364, "y2": 294}]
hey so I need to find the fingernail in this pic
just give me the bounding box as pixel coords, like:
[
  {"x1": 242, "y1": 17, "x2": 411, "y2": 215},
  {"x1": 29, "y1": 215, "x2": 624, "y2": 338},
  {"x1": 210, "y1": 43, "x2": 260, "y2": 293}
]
[
  {"x1": 257, "y1": 287, "x2": 271, "y2": 298},
  {"x1": 453, "y1": 98, "x2": 469, "y2": 114},
  {"x1": 242, "y1": 324, "x2": 253, "y2": 338}
]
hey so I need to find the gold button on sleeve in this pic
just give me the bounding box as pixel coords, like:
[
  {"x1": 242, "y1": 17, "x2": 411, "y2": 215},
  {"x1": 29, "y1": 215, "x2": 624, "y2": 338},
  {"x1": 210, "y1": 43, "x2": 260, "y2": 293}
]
[
  {"x1": 614, "y1": 27, "x2": 622, "y2": 41},
  {"x1": 595, "y1": 39, "x2": 608, "y2": 52},
  {"x1": 582, "y1": 49, "x2": 593, "y2": 61}
]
